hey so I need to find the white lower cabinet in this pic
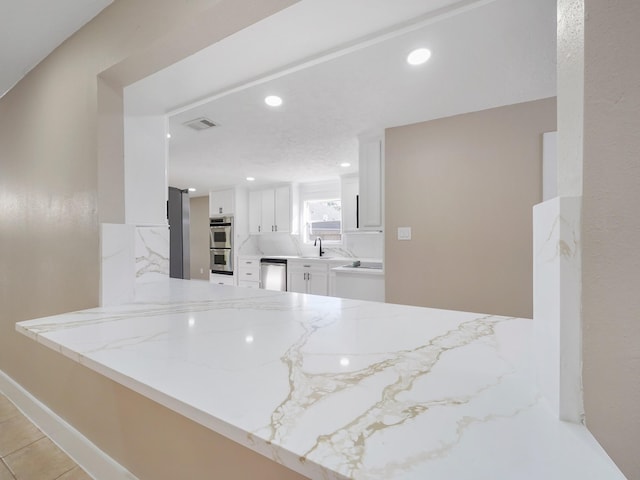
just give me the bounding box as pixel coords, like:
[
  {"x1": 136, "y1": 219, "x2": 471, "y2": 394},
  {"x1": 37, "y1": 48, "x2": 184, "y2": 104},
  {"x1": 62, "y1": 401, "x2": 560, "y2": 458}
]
[
  {"x1": 237, "y1": 256, "x2": 261, "y2": 288},
  {"x1": 210, "y1": 273, "x2": 234, "y2": 286},
  {"x1": 288, "y1": 261, "x2": 328, "y2": 295},
  {"x1": 332, "y1": 270, "x2": 385, "y2": 302}
]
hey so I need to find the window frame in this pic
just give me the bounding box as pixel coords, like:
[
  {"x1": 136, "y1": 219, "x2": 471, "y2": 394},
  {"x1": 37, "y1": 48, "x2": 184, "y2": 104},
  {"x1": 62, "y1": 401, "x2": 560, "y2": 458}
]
[{"x1": 299, "y1": 180, "x2": 343, "y2": 246}]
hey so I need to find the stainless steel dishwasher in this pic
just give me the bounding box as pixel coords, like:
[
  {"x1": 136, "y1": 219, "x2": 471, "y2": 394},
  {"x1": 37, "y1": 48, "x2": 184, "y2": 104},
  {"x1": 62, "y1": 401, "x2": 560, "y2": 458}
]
[{"x1": 260, "y1": 258, "x2": 287, "y2": 291}]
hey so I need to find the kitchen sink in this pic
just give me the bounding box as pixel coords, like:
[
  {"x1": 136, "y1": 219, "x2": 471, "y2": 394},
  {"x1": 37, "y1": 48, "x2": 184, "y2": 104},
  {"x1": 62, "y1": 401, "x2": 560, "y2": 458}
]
[
  {"x1": 300, "y1": 256, "x2": 333, "y2": 260},
  {"x1": 343, "y1": 261, "x2": 383, "y2": 269}
]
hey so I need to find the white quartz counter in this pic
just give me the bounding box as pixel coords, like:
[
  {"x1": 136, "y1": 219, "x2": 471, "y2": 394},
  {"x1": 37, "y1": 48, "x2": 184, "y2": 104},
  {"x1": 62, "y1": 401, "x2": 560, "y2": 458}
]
[
  {"x1": 16, "y1": 279, "x2": 624, "y2": 480},
  {"x1": 245, "y1": 255, "x2": 383, "y2": 265},
  {"x1": 331, "y1": 266, "x2": 384, "y2": 275}
]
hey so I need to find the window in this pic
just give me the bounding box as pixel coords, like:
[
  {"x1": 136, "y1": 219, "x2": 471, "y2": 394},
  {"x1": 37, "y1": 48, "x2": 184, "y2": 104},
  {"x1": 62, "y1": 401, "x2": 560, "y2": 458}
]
[{"x1": 303, "y1": 198, "x2": 342, "y2": 243}]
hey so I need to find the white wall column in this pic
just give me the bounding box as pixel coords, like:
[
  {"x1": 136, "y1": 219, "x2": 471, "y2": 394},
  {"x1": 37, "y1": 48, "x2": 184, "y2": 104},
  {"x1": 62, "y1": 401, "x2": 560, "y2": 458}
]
[
  {"x1": 123, "y1": 114, "x2": 168, "y2": 226},
  {"x1": 532, "y1": 0, "x2": 585, "y2": 423},
  {"x1": 100, "y1": 102, "x2": 170, "y2": 305}
]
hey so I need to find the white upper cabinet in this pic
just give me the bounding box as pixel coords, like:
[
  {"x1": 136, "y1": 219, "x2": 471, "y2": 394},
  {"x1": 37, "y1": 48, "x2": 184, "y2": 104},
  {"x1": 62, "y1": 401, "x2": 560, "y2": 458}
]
[
  {"x1": 248, "y1": 190, "x2": 262, "y2": 234},
  {"x1": 341, "y1": 174, "x2": 359, "y2": 233},
  {"x1": 274, "y1": 186, "x2": 291, "y2": 233},
  {"x1": 261, "y1": 189, "x2": 276, "y2": 232},
  {"x1": 249, "y1": 185, "x2": 297, "y2": 234},
  {"x1": 209, "y1": 189, "x2": 234, "y2": 216},
  {"x1": 358, "y1": 135, "x2": 383, "y2": 231}
]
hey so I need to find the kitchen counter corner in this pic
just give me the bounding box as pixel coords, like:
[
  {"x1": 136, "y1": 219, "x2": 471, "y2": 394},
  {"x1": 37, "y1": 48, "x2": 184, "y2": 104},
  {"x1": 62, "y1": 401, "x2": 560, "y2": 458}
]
[{"x1": 15, "y1": 279, "x2": 625, "y2": 480}]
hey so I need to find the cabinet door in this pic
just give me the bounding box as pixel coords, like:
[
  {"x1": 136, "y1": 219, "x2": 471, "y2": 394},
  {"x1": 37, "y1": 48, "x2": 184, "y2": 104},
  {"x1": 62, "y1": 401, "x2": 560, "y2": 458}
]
[
  {"x1": 261, "y1": 189, "x2": 275, "y2": 233},
  {"x1": 249, "y1": 190, "x2": 262, "y2": 234},
  {"x1": 209, "y1": 189, "x2": 234, "y2": 216},
  {"x1": 210, "y1": 273, "x2": 234, "y2": 286},
  {"x1": 359, "y1": 138, "x2": 382, "y2": 229},
  {"x1": 288, "y1": 269, "x2": 307, "y2": 293},
  {"x1": 274, "y1": 186, "x2": 290, "y2": 233},
  {"x1": 341, "y1": 175, "x2": 359, "y2": 232},
  {"x1": 308, "y1": 269, "x2": 328, "y2": 296}
]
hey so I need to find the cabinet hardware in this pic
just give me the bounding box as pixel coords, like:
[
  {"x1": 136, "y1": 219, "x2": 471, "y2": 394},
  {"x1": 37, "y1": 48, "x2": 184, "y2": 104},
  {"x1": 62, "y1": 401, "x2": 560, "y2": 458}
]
[
  {"x1": 258, "y1": 225, "x2": 261, "y2": 232},
  {"x1": 219, "y1": 207, "x2": 223, "y2": 214}
]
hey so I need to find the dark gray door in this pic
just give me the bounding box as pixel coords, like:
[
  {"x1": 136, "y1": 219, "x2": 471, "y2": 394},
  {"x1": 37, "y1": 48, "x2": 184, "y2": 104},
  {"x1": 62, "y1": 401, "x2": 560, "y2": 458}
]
[{"x1": 168, "y1": 187, "x2": 191, "y2": 279}]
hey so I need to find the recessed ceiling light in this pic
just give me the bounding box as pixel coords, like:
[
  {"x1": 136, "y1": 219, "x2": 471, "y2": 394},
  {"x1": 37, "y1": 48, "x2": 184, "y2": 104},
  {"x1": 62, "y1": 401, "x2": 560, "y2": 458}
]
[
  {"x1": 264, "y1": 95, "x2": 283, "y2": 107},
  {"x1": 188, "y1": 187, "x2": 196, "y2": 192},
  {"x1": 340, "y1": 162, "x2": 351, "y2": 168},
  {"x1": 246, "y1": 177, "x2": 255, "y2": 182},
  {"x1": 166, "y1": 133, "x2": 172, "y2": 139},
  {"x1": 407, "y1": 48, "x2": 432, "y2": 66}
]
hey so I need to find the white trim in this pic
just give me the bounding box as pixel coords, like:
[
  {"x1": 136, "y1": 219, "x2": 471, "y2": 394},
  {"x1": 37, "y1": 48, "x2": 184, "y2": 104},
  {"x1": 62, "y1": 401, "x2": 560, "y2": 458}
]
[{"x1": 0, "y1": 370, "x2": 137, "y2": 480}]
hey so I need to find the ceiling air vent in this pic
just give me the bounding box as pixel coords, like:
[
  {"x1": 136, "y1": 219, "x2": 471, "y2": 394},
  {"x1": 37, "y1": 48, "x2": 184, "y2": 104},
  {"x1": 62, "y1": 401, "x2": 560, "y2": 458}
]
[{"x1": 183, "y1": 117, "x2": 217, "y2": 131}]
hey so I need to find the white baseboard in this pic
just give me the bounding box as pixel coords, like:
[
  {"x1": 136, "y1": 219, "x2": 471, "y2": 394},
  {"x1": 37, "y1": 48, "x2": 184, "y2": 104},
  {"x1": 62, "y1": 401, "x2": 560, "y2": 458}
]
[{"x1": 0, "y1": 370, "x2": 137, "y2": 480}]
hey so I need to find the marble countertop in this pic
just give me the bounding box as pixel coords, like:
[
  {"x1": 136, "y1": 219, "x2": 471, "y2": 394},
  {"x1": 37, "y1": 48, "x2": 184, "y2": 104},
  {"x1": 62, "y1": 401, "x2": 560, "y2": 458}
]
[
  {"x1": 331, "y1": 265, "x2": 384, "y2": 275},
  {"x1": 240, "y1": 254, "x2": 383, "y2": 264},
  {"x1": 16, "y1": 279, "x2": 624, "y2": 479}
]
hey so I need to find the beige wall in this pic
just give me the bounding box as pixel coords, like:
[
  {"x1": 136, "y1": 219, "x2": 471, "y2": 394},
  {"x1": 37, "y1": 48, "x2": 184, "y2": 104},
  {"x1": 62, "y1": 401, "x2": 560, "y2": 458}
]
[
  {"x1": 0, "y1": 0, "x2": 304, "y2": 478},
  {"x1": 581, "y1": 1, "x2": 640, "y2": 478},
  {"x1": 385, "y1": 98, "x2": 557, "y2": 318},
  {"x1": 189, "y1": 196, "x2": 211, "y2": 280}
]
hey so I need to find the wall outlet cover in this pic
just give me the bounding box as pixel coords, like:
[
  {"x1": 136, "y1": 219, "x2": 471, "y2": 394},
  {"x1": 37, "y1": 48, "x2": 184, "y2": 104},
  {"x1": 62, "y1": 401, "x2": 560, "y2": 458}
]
[{"x1": 398, "y1": 227, "x2": 412, "y2": 240}]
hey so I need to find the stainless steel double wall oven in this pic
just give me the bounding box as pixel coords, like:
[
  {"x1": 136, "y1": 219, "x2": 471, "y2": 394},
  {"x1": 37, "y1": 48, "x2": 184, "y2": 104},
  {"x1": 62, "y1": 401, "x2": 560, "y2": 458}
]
[{"x1": 209, "y1": 216, "x2": 233, "y2": 275}]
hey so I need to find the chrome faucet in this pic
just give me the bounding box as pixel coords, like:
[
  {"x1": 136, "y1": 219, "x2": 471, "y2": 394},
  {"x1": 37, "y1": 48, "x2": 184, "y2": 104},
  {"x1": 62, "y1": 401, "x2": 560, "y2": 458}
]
[{"x1": 314, "y1": 237, "x2": 325, "y2": 257}]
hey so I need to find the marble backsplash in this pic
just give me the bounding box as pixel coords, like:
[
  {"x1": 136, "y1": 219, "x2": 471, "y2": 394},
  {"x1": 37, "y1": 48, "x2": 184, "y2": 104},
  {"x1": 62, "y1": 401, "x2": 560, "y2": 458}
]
[
  {"x1": 100, "y1": 223, "x2": 136, "y2": 307},
  {"x1": 239, "y1": 232, "x2": 384, "y2": 260},
  {"x1": 100, "y1": 223, "x2": 169, "y2": 306},
  {"x1": 135, "y1": 226, "x2": 169, "y2": 283},
  {"x1": 533, "y1": 196, "x2": 583, "y2": 423}
]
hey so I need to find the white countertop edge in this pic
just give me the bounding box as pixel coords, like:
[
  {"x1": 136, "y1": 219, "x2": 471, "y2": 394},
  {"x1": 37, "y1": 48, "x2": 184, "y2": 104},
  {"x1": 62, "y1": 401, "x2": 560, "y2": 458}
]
[
  {"x1": 560, "y1": 420, "x2": 627, "y2": 473},
  {"x1": 20, "y1": 316, "x2": 625, "y2": 480},
  {"x1": 330, "y1": 266, "x2": 384, "y2": 275},
  {"x1": 18, "y1": 322, "x2": 340, "y2": 480},
  {"x1": 240, "y1": 254, "x2": 383, "y2": 263},
  {"x1": 13, "y1": 281, "x2": 627, "y2": 480}
]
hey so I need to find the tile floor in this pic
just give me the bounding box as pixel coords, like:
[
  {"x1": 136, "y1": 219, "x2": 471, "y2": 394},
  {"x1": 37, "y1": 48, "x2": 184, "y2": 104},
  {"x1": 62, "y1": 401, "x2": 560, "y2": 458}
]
[{"x1": 0, "y1": 393, "x2": 91, "y2": 480}]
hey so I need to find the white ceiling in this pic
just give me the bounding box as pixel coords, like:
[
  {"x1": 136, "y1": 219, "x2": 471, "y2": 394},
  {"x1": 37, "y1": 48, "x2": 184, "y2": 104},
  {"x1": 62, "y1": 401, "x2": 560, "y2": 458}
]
[
  {"x1": 0, "y1": 0, "x2": 112, "y2": 99},
  {"x1": 126, "y1": 0, "x2": 557, "y2": 195}
]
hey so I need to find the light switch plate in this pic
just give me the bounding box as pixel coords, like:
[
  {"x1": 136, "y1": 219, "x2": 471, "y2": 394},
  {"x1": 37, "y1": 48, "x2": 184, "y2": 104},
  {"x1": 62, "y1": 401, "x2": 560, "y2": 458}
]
[{"x1": 397, "y1": 227, "x2": 412, "y2": 240}]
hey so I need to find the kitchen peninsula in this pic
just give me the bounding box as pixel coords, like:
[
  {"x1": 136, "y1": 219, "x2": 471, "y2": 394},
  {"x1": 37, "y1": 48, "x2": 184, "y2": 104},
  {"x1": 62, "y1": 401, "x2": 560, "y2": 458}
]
[{"x1": 16, "y1": 279, "x2": 623, "y2": 479}]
